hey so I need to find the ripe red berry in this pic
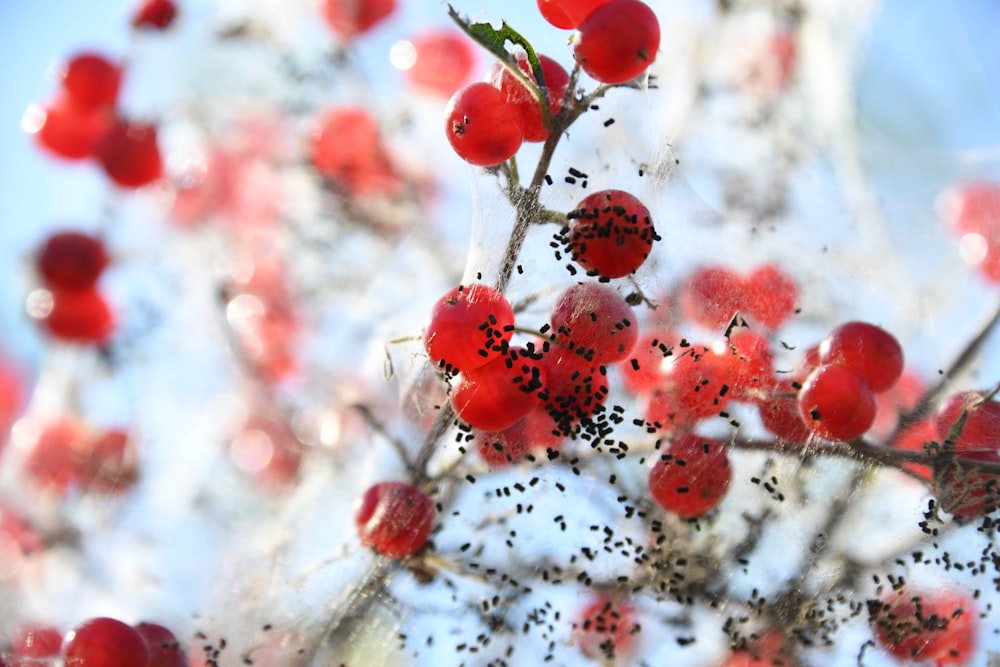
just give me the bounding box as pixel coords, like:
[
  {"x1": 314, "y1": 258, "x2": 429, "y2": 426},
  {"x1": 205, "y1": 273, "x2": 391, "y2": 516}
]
[
  {"x1": 718, "y1": 631, "x2": 790, "y2": 666},
  {"x1": 798, "y1": 363, "x2": 877, "y2": 441},
  {"x1": 550, "y1": 282, "x2": 638, "y2": 364},
  {"x1": 475, "y1": 407, "x2": 562, "y2": 468},
  {"x1": 621, "y1": 329, "x2": 676, "y2": 395},
  {"x1": 933, "y1": 392, "x2": 1000, "y2": 519},
  {"x1": 94, "y1": 118, "x2": 163, "y2": 189},
  {"x1": 11, "y1": 624, "x2": 62, "y2": 658},
  {"x1": 403, "y1": 29, "x2": 477, "y2": 98},
  {"x1": 743, "y1": 263, "x2": 798, "y2": 330},
  {"x1": 648, "y1": 433, "x2": 732, "y2": 518},
  {"x1": 80, "y1": 428, "x2": 139, "y2": 495},
  {"x1": 64, "y1": 617, "x2": 151, "y2": 667},
  {"x1": 872, "y1": 589, "x2": 976, "y2": 666},
  {"x1": 537, "y1": 0, "x2": 613, "y2": 30},
  {"x1": 573, "y1": 595, "x2": 638, "y2": 661},
  {"x1": 445, "y1": 82, "x2": 524, "y2": 167},
  {"x1": 679, "y1": 265, "x2": 745, "y2": 331},
  {"x1": 818, "y1": 321, "x2": 904, "y2": 393},
  {"x1": 24, "y1": 96, "x2": 113, "y2": 161},
  {"x1": 310, "y1": 106, "x2": 400, "y2": 197},
  {"x1": 451, "y1": 347, "x2": 545, "y2": 432},
  {"x1": 540, "y1": 346, "x2": 609, "y2": 433},
  {"x1": 487, "y1": 53, "x2": 570, "y2": 142},
  {"x1": 423, "y1": 284, "x2": 515, "y2": 375},
  {"x1": 321, "y1": 0, "x2": 395, "y2": 39},
  {"x1": 565, "y1": 189, "x2": 657, "y2": 278},
  {"x1": 355, "y1": 481, "x2": 435, "y2": 558},
  {"x1": 573, "y1": 0, "x2": 660, "y2": 84},
  {"x1": 758, "y1": 381, "x2": 812, "y2": 444},
  {"x1": 645, "y1": 344, "x2": 732, "y2": 431},
  {"x1": 716, "y1": 330, "x2": 775, "y2": 401},
  {"x1": 37, "y1": 286, "x2": 115, "y2": 344},
  {"x1": 939, "y1": 180, "x2": 1000, "y2": 282},
  {"x1": 890, "y1": 416, "x2": 936, "y2": 481},
  {"x1": 35, "y1": 230, "x2": 110, "y2": 290},
  {"x1": 134, "y1": 622, "x2": 187, "y2": 667},
  {"x1": 132, "y1": 0, "x2": 178, "y2": 30},
  {"x1": 60, "y1": 53, "x2": 122, "y2": 111}
]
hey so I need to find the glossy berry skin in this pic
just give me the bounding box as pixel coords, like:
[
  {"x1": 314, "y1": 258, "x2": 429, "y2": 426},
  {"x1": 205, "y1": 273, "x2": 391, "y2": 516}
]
[
  {"x1": 550, "y1": 282, "x2": 638, "y2": 364},
  {"x1": 487, "y1": 53, "x2": 570, "y2": 142},
  {"x1": 404, "y1": 30, "x2": 477, "y2": 98},
  {"x1": 758, "y1": 381, "x2": 813, "y2": 444},
  {"x1": 36, "y1": 230, "x2": 110, "y2": 290},
  {"x1": 644, "y1": 345, "x2": 732, "y2": 432},
  {"x1": 451, "y1": 347, "x2": 545, "y2": 432},
  {"x1": 61, "y1": 53, "x2": 121, "y2": 111},
  {"x1": 537, "y1": 0, "x2": 612, "y2": 29},
  {"x1": 933, "y1": 392, "x2": 1000, "y2": 519},
  {"x1": 424, "y1": 284, "x2": 515, "y2": 375},
  {"x1": 573, "y1": 595, "x2": 638, "y2": 661},
  {"x1": 134, "y1": 622, "x2": 187, "y2": 667},
  {"x1": 26, "y1": 96, "x2": 112, "y2": 161},
  {"x1": 355, "y1": 481, "x2": 435, "y2": 559},
  {"x1": 573, "y1": 0, "x2": 660, "y2": 84},
  {"x1": 648, "y1": 433, "x2": 731, "y2": 518},
  {"x1": 540, "y1": 346, "x2": 609, "y2": 434},
  {"x1": 621, "y1": 330, "x2": 676, "y2": 395},
  {"x1": 940, "y1": 181, "x2": 1000, "y2": 282},
  {"x1": 565, "y1": 189, "x2": 657, "y2": 278},
  {"x1": 891, "y1": 416, "x2": 936, "y2": 481},
  {"x1": 798, "y1": 363, "x2": 877, "y2": 441},
  {"x1": 321, "y1": 0, "x2": 395, "y2": 39},
  {"x1": 872, "y1": 589, "x2": 976, "y2": 666},
  {"x1": 94, "y1": 118, "x2": 163, "y2": 189},
  {"x1": 64, "y1": 617, "x2": 151, "y2": 667},
  {"x1": 132, "y1": 0, "x2": 178, "y2": 30},
  {"x1": 445, "y1": 82, "x2": 524, "y2": 167},
  {"x1": 818, "y1": 321, "x2": 904, "y2": 393},
  {"x1": 38, "y1": 286, "x2": 115, "y2": 344}
]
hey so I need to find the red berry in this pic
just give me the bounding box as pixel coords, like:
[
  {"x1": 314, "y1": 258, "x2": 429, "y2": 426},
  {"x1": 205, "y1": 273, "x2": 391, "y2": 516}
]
[
  {"x1": 445, "y1": 82, "x2": 524, "y2": 167},
  {"x1": 229, "y1": 414, "x2": 303, "y2": 491},
  {"x1": 758, "y1": 381, "x2": 812, "y2": 444},
  {"x1": 423, "y1": 284, "x2": 515, "y2": 375},
  {"x1": 310, "y1": 106, "x2": 401, "y2": 197},
  {"x1": 23, "y1": 418, "x2": 88, "y2": 493},
  {"x1": 321, "y1": 0, "x2": 395, "y2": 39},
  {"x1": 60, "y1": 53, "x2": 122, "y2": 111},
  {"x1": 621, "y1": 330, "x2": 676, "y2": 395},
  {"x1": 451, "y1": 347, "x2": 545, "y2": 432},
  {"x1": 354, "y1": 481, "x2": 435, "y2": 558},
  {"x1": 798, "y1": 363, "x2": 877, "y2": 441},
  {"x1": 933, "y1": 392, "x2": 1000, "y2": 519},
  {"x1": 35, "y1": 230, "x2": 110, "y2": 290},
  {"x1": 94, "y1": 118, "x2": 163, "y2": 189},
  {"x1": 134, "y1": 622, "x2": 187, "y2": 667},
  {"x1": 717, "y1": 330, "x2": 775, "y2": 401},
  {"x1": 11, "y1": 624, "x2": 62, "y2": 658},
  {"x1": 550, "y1": 282, "x2": 638, "y2": 364},
  {"x1": 573, "y1": 0, "x2": 660, "y2": 84},
  {"x1": 645, "y1": 344, "x2": 732, "y2": 430},
  {"x1": 940, "y1": 180, "x2": 1000, "y2": 282},
  {"x1": 540, "y1": 346, "x2": 609, "y2": 433},
  {"x1": 132, "y1": 0, "x2": 178, "y2": 30},
  {"x1": 872, "y1": 589, "x2": 976, "y2": 666},
  {"x1": 679, "y1": 265, "x2": 745, "y2": 331},
  {"x1": 37, "y1": 286, "x2": 115, "y2": 344},
  {"x1": 475, "y1": 407, "x2": 562, "y2": 468},
  {"x1": 24, "y1": 96, "x2": 112, "y2": 161},
  {"x1": 818, "y1": 321, "x2": 904, "y2": 393},
  {"x1": 403, "y1": 30, "x2": 477, "y2": 98},
  {"x1": 718, "y1": 631, "x2": 790, "y2": 666},
  {"x1": 648, "y1": 433, "x2": 732, "y2": 518},
  {"x1": 64, "y1": 617, "x2": 151, "y2": 667},
  {"x1": 487, "y1": 53, "x2": 570, "y2": 142},
  {"x1": 565, "y1": 189, "x2": 657, "y2": 278},
  {"x1": 537, "y1": 0, "x2": 613, "y2": 29},
  {"x1": 743, "y1": 263, "x2": 798, "y2": 330},
  {"x1": 573, "y1": 595, "x2": 638, "y2": 661}
]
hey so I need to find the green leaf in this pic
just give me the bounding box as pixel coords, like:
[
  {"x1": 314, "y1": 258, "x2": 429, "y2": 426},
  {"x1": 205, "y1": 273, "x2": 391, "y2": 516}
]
[{"x1": 447, "y1": 5, "x2": 548, "y2": 104}]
